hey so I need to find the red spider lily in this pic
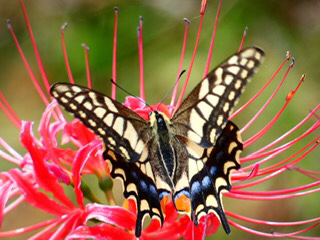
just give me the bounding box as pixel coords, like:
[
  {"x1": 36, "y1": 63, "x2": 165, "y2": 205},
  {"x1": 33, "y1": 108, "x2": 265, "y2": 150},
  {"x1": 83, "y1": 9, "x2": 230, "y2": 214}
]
[{"x1": 0, "y1": 0, "x2": 319, "y2": 239}]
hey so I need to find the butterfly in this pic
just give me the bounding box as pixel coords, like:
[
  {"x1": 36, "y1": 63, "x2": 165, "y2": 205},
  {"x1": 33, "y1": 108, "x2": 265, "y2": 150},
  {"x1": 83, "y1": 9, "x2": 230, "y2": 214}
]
[{"x1": 50, "y1": 47, "x2": 265, "y2": 237}]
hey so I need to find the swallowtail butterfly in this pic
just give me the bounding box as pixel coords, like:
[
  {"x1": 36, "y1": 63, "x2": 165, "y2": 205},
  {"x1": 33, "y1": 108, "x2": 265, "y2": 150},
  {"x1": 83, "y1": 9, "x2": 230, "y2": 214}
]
[{"x1": 51, "y1": 47, "x2": 265, "y2": 237}]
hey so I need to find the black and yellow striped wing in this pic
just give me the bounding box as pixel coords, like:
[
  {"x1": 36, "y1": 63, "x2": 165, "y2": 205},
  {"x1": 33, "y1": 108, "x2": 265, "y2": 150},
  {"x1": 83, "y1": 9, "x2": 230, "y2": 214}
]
[
  {"x1": 173, "y1": 121, "x2": 242, "y2": 234},
  {"x1": 103, "y1": 148, "x2": 164, "y2": 237},
  {"x1": 50, "y1": 83, "x2": 151, "y2": 162},
  {"x1": 50, "y1": 83, "x2": 162, "y2": 236},
  {"x1": 171, "y1": 47, "x2": 264, "y2": 233},
  {"x1": 172, "y1": 47, "x2": 265, "y2": 147}
]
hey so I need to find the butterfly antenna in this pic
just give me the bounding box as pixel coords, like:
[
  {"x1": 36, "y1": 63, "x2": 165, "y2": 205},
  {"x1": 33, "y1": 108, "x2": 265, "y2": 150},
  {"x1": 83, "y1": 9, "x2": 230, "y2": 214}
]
[
  {"x1": 110, "y1": 79, "x2": 153, "y2": 110},
  {"x1": 157, "y1": 70, "x2": 186, "y2": 110}
]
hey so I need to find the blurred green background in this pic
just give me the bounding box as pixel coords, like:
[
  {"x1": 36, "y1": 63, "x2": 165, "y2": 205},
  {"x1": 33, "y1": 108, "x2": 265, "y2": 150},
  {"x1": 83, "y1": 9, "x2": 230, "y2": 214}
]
[{"x1": 0, "y1": 0, "x2": 319, "y2": 239}]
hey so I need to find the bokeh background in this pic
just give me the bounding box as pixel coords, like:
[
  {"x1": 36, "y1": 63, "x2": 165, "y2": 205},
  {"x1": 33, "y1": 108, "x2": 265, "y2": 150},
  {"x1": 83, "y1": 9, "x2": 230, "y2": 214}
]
[{"x1": 0, "y1": 0, "x2": 319, "y2": 239}]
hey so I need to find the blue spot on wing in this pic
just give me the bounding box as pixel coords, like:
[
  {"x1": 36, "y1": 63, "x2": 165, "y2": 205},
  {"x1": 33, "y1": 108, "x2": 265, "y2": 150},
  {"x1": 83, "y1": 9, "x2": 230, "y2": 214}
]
[
  {"x1": 191, "y1": 181, "x2": 201, "y2": 196},
  {"x1": 202, "y1": 176, "x2": 212, "y2": 189},
  {"x1": 210, "y1": 166, "x2": 217, "y2": 176},
  {"x1": 174, "y1": 189, "x2": 190, "y2": 201},
  {"x1": 140, "y1": 181, "x2": 147, "y2": 192},
  {"x1": 131, "y1": 171, "x2": 138, "y2": 179},
  {"x1": 159, "y1": 191, "x2": 170, "y2": 200},
  {"x1": 149, "y1": 184, "x2": 158, "y2": 198}
]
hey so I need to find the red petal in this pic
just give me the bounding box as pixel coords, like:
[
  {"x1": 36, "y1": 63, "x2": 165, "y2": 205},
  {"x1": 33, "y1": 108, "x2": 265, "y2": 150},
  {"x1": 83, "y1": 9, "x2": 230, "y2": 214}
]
[
  {"x1": 6, "y1": 169, "x2": 71, "y2": 215},
  {"x1": 127, "y1": 199, "x2": 137, "y2": 214},
  {"x1": 144, "y1": 219, "x2": 161, "y2": 234},
  {"x1": 54, "y1": 148, "x2": 76, "y2": 166},
  {"x1": 64, "y1": 119, "x2": 96, "y2": 146},
  {"x1": 143, "y1": 216, "x2": 189, "y2": 239},
  {"x1": 123, "y1": 96, "x2": 145, "y2": 110},
  {"x1": 50, "y1": 211, "x2": 82, "y2": 239},
  {"x1": 72, "y1": 140, "x2": 102, "y2": 209},
  {"x1": 164, "y1": 201, "x2": 179, "y2": 223},
  {"x1": 185, "y1": 220, "x2": 205, "y2": 240},
  {"x1": 38, "y1": 102, "x2": 66, "y2": 165},
  {"x1": 47, "y1": 163, "x2": 71, "y2": 185},
  {"x1": 66, "y1": 224, "x2": 134, "y2": 240},
  {"x1": 20, "y1": 121, "x2": 75, "y2": 208},
  {"x1": 205, "y1": 214, "x2": 220, "y2": 236},
  {"x1": 85, "y1": 203, "x2": 136, "y2": 231},
  {"x1": 153, "y1": 103, "x2": 171, "y2": 118},
  {"x1": 0, "y1": 182, "x2": 12, "y2": 227}
]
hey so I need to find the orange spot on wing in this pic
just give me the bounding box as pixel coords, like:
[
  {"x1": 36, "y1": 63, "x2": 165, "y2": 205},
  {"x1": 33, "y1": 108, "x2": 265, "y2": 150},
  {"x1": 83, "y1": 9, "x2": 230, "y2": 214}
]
[{"x1": 175, "y1": 195, "x2": 191, "y2": 213}]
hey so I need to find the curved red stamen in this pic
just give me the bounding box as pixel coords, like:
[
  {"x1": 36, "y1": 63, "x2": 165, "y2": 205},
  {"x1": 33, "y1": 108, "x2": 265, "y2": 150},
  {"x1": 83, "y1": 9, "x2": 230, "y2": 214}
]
[
  {"x1": 170, "y1": 18, "x2": 190, "y2": 112},
  {"x1": 290, "y1": 167, "x2": 320, "y2": 181},
  {"x1": 229, "y1": 220, "x2": 319, "y2": 238},
  {"x1": 244, "y1": 72, "x2": 304, "y2": 148},
  {"x1": 242, "y1": 105, "x2": 319, "y2": 161},
  {"x1": 230, "y1": 52, "x2": 290, "y2": 120},
  {"x1": 6, "y1": 20, "x2": 50, "y2": 107},
  {"x1": 19, "y1": 0, "x2": 51, "y2": 95},
  {"x1": 0, "y1": 93, "x2": 21, "y2": 128},
  {"x1": 60, "y1": 23, "x2": 74, "y2": 84},
  {"x1": 3, "y1": 195, "x2": 25, "y2": 216},
  {"x1": 82, "y1": 44, "x2": 92, "y2": 89},
  {"x1": 200, "y1": 0, "x2": 208, "y2": 15},
  {"x1": 175, "y1": 14, "x2": 204, "y2": 110},
  {"x1": 241, "y1": 121, "x2": 319, "y2": 166},
  {"x1": 111, "y1": 7, "x2": 119, "y2": 100},
  {"x1": 240, "y1": 134, "x2": 318, "y2": 175},
  {"x1": 232, "y1": 180, "x2": 320, "y2": 197},
  {"x1": 226, "y1": 187, "x2": 320, "y2": 200},
  {"x1": 0, "y1": 216, "x2": 66, "y2": 238},
  {"x1": 6, "y1": 20, "x2": 62, "y2": 122},
  {"x1": 238, "y1": 27, "x2": 248, "y2": 53},
  {"x1": 240, "y1": 58, "x2": 294, "y2": 135},
  {"x1": 0, "y1": 149, "x2": 20, "y2": 165},
  {"x1": 233, "y1": 143, "x2": 317, "y2": 189},
  {"x1": 0, "y1": 101, "x2": 21, "y2": 129},
  {"x1": 138, "y1": 17, "x2": 145, "y2": 101},
  {"x1": 0, "y1": 137, "x2": 23, "y2": 162},
  {"x1": 202, "y1": 0, "x2": 222, "y2": 78},
  {"x1": 253, "y1": 138, "x2": 318, "y2": 176},
  {"x1": 227, "y1": 211, "x2": 320, "y2": 226}
]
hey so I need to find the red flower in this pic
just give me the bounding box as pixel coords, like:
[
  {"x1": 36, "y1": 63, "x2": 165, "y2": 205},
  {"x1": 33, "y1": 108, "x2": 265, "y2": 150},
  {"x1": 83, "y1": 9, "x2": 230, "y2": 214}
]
[{"x1": 0, "y1": 0, "x2": 319, "y2": 239}]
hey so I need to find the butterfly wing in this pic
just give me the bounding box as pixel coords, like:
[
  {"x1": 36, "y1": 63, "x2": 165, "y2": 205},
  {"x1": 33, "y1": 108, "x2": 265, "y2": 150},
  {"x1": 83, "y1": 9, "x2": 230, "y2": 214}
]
[
  {"x1": 171, "y1": 47, "x2": 264, "y2": 234},
  {"x1": 50, "y1": 83, "x2": 151, "y2": 162},
  {"x1": 172, "y1": 47, "x2": 265, "y2": 147},
  {"x1": 51, "y1": 83, "x2": 164, "y2": 237},
  {"x1": 191, "y1": 121, "x2": 241, "y2": 232},
  {"x1": 103, "y1": 147, "x2": 164, "y2": 237}
]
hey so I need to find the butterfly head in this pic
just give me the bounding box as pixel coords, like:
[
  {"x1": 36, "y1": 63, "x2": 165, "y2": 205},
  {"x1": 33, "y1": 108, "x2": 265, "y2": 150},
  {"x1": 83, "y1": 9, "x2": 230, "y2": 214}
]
[{"x1": 149, "y1": 110, "x2": 171, "y2": 128}]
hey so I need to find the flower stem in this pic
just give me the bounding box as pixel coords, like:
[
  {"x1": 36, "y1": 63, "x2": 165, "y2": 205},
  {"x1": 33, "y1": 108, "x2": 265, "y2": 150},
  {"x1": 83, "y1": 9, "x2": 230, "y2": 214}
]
[{"x1": 105, "y1": 189, "x2": 116, "y2": 206}]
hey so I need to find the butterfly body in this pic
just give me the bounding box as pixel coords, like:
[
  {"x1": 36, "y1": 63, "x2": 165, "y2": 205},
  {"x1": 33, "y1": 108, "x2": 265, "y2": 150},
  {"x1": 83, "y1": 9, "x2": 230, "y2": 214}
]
[{"x1": 50, "y1": 47, "x2": 265, "y2": 237}]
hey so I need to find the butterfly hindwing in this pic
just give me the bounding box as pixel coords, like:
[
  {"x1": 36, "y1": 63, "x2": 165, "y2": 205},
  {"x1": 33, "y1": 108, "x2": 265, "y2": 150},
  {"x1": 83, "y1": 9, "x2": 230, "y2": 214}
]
[
  {"x1": 50, "y1": 83, "x2": 151, "y2": 162},
  {"x1": 103, "y1": 148, "x2": 164, "y2": 237},
  {"x1": 173, "y1": 121, "x2": 242, "y2": 233},
  {"x1": 172, "y1": 47, "x2": 264, "y2": 148}
]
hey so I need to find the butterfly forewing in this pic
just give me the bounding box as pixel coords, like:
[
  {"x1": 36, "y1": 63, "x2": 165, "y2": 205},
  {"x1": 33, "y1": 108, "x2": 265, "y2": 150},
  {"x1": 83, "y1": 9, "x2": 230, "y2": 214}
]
[
  {"x1": 172, "y1": 47, "x2": 265, "y2": 148},
  {"x1": 50, "y1": 83, "x2": 151, "y2": 163}
]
